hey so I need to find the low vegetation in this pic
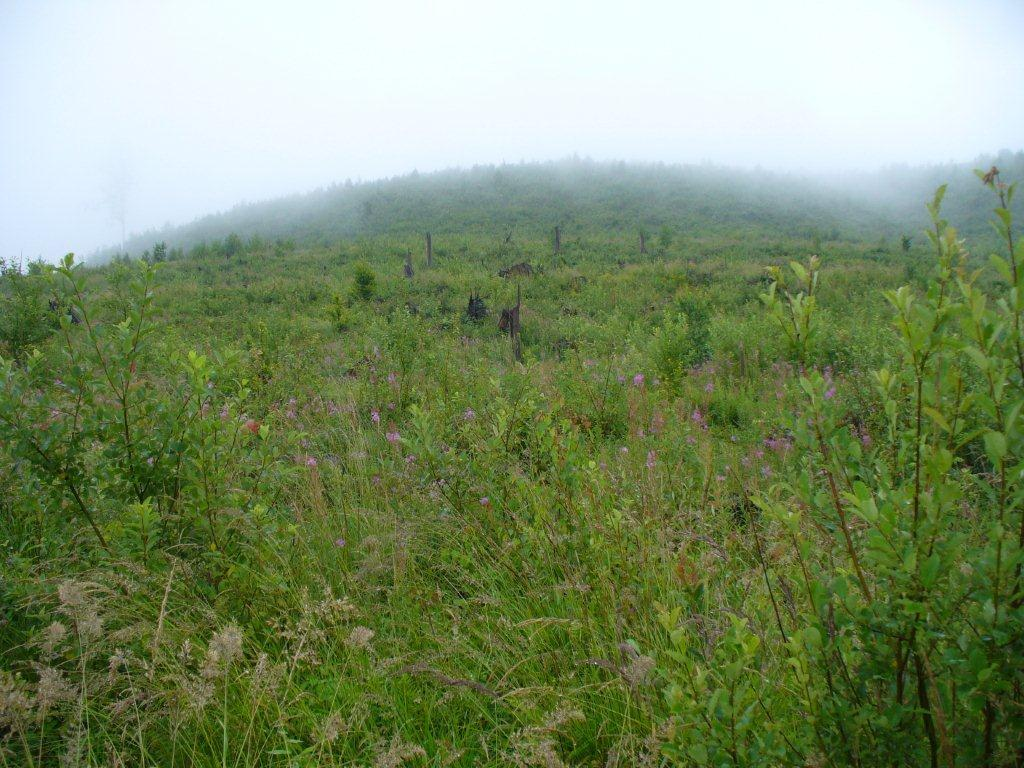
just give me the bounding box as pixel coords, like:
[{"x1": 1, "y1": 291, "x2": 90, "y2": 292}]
[{"x1": 1, "y1": 168, "x2": 1022, "y2": 766}]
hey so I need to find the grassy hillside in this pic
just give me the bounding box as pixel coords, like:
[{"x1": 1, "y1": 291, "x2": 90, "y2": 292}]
[
  {"x1": 103, "y1": 152, "x2": 1024, "y2": 264},
  {"x1": 2, "y1": 165, "x2": 1024, "y2": 765}
]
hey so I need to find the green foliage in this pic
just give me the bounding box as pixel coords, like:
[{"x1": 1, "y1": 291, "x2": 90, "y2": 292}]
[
  {"x1": 99, "y1": 154, "x2": 1024, "y2": 263},
  {"x1": 350, "y1": 260, "x2": 377, "y2": 301},
  {"x1": 0, "y1": 257, "x2": 55, "y2": 364},
  {"x1": 2, "y1": 176, "x2": 1022, "y2": 766},
  {"x1": 223, "y1": 232, "x2": 244, "y2": 258},
  {"x1": 328, "y1": 293, "x2": 354, "y2": 331},
  {"x1": 0, "y1": 255, "x2": 292, "y2": 575},
  {"x1": 760, "y1": 255, "x2": 820, "y2": 363},
  {"x1": 660, "y1": 178, "x2": 1024, "y2": 765},
  {"x1": 648, "y1": 296, "x2": 712, "y2": 389}
]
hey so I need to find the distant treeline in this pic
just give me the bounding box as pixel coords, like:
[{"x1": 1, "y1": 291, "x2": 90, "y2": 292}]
[{"x1": 95, "y1": 152, "x2": 1024, "y2": 263}]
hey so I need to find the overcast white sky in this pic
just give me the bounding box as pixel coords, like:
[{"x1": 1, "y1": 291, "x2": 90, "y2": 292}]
[{"x1": 2, "y1": 0, "x2": 1022, "y2": 261}]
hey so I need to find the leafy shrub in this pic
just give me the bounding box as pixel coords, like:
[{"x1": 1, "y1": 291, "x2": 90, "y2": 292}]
[
  {"x1": 649, "y1": 298, "x2": 710, "y2": 388},
  {"x1": 760, "y1": 255, "x2": 820, "y2": 362},
  {"x1": 328, "y1": 294, "x2": 354, "y2": 331},
  {"x1": 351, "y1": 260, "x2": 377, "y2": 301},
  {"x1": 661, "y1": 179, "x2": 1024, "y2": 765},
  {"x1": 0, "y1": 258, "x2": 55, "y2": 364},
  {"x1": 0, "y1": 255, "x2": 293, "y2": 577},
  {"x1": 223, "y1": 232, "x2": 244, "y2": 258}
]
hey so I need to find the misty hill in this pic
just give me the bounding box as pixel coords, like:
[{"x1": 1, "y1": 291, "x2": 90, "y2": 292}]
[{"x1": 104, "y1": 152, "x2": 1024, "y2": 261}]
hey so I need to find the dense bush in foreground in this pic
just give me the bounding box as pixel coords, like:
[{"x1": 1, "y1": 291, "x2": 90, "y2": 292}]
[{"x1": 1, "y1": 174, "x2": 1021, "y2": 766}]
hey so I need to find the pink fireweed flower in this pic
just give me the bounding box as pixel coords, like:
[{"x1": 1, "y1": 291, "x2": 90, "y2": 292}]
[
  {"x1": 371, "y1": 409, "x2": 381, "y2": 424},
  {"x1": 334, "y1": 537, "x2": 346, "y2": 548},
  {"x1": 305, "y1": 456, "x2": 318, "y2": 468},
  {"x1": 646, "y1": 450, "x2": 657, "y2": 469},
  {"x1": 463, "y1": 407, "x2": 476, "y2": 421},
  {"x1": 387, "y1": 372, "x2": 397, "y2": 385},
  {"x1": 479, "y1": 496, "x2": 490, "y2": 506},
  {"x1": 704, "y1": 380, "x2": 714, "y2": 393},
  {"x1": 691, "y1": 409, "x2": 707, "y2": 430},
  {"x1": 824, "y1": 386, "x2": 836, "y2": 400},
  {"x1": 632, "y1": 373, "x2": 645, "y2": 387},
  {"x1": 386, "y1": 430, "x2": 400, "y2": 444}
]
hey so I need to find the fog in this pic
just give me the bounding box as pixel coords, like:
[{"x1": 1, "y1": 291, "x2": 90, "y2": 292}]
[{"x1": 2, "y1": 0, "x2": 1022, "y2": 262}]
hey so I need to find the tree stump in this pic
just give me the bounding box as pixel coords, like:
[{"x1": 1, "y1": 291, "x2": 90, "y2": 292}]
[
  {"x1": 465, "y1": 291, "x2": 488, "y2": 321},
  {"x1": 498, "y1": 285, "x2": 523, "y2": 362}
]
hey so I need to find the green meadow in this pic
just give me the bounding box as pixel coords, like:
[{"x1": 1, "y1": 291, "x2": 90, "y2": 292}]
[{"x1": 2, "y1": 158, "x2": 1023, "y2": 766}]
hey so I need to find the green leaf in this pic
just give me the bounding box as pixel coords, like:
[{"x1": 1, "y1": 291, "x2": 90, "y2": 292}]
[
  {"x1": 921, "y1": 554, "x2": 941, "y2": 588},
  {"x1": 923, "y1": 406, "x2": 951, "y2": 433},
  {"x1": 984, "y1": 431, "x2": 1007, "y2": 465}
]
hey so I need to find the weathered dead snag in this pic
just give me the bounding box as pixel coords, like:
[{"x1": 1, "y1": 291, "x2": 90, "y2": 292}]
[{"x1": 498, "y1": 285, "x2": 523, "y2": 362}]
